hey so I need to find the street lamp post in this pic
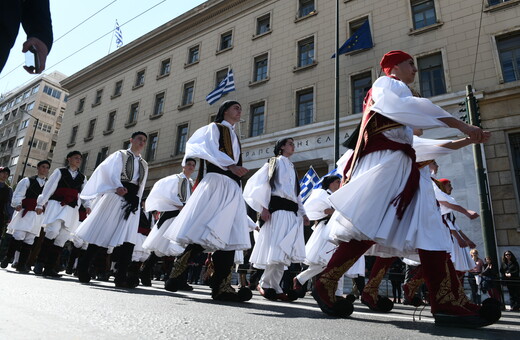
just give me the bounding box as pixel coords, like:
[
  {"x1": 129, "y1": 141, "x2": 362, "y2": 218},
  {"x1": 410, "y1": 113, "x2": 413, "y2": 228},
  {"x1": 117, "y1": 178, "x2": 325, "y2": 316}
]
[{"x1": 20, "y1": 109, "x2": 39, "y2": 179}]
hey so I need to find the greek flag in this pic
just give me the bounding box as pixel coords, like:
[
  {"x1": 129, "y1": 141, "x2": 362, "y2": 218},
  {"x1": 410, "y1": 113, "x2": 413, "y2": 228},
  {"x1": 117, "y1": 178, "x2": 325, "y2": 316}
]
[
  {"x1": 314, "y1": 168, "x2": 341, "y2": 189},
  {"x1": 299, "y1": 166, "x2": 320, "y2": 203},
  {"x1": 206, "y1": 69, "x2": 235, "y2": 104},
  {"x1": 115, "y1": 20, "x2": 123, "y2": 48}
]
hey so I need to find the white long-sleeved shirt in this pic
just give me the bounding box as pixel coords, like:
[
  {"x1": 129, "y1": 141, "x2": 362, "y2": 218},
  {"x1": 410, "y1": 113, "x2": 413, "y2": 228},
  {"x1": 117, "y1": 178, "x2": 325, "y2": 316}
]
[
  {"x1": 37, "y1": 168, "x2": 89, "y2": 209},
  {"x1": 12, "y1": 176, "x2": 46, "y2": 207},
  {"x1": 181, "y1": 120, "x2": 240, "y2": 170}
]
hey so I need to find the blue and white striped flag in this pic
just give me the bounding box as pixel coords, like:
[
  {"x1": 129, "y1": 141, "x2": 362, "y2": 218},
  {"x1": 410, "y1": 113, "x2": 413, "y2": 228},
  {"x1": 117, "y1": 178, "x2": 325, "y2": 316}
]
[
  {"x1": 206, "y1": 69, "x2": 236, "y2": 105},
  {"x1": 115, "y1": 20, "x2": 123, "y2": 48},
  {"x1": 299, "y1": 166, "x2": 320, "y2": 203},
  {"x1": 313, "y1": 168, "x2": 341, "y2": 189}
]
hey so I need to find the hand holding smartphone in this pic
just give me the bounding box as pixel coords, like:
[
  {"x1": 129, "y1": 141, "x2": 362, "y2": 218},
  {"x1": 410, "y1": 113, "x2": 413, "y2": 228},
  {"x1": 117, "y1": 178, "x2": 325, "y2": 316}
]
[{"x1": 24, "y1": 46, "x2": 40, "y2": 74}]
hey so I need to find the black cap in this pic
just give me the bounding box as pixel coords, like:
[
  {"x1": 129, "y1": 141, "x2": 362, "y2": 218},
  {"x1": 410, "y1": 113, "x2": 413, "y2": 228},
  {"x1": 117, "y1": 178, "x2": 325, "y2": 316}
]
[
  {"x1": 215, "y1": 100, "x2": 240, "y2": 123},
  {"x1": 37, "y1": 160, "x2": 51, "y2": 167},
  {"x1": 66, "y1": 150, "x2": 82, "y2": 158}
]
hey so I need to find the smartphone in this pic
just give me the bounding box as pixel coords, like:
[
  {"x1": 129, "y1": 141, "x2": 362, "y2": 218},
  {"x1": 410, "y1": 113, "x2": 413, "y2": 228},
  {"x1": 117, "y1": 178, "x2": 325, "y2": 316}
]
[{"x1": 24, "y1": 46, "x2": 40, "y2": 73}]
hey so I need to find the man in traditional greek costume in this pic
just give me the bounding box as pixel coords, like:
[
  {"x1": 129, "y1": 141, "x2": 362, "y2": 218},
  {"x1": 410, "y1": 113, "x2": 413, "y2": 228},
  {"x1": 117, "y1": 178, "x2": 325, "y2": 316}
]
[
  {"x1": 163, "y1": 101, "x2": 253, "y2": 302},
  {"x1": 139, "y1": 158, "x2": 196, "y2": 287},
  {"x1": 74, "y1": 131, "x2": 148, "y2": 288},
  {"x1": 1, "y1": 160, "x2": 49, "y2": 272},
  {"x1": 244, "y1": 138, "x2": 309, "y2": 301},
  {"x1": 34, "y1": 152, "x2": 89, "y2": 277},
  {"x1": 312, "y1": 50, "x2": 500, "y2": 327}
]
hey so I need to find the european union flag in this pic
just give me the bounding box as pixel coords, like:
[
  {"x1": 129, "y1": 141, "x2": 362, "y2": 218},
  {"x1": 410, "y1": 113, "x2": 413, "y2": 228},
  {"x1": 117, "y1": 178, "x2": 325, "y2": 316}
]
[{"x1": 332, "y1": 20, "x2": 373, "y2": 58}]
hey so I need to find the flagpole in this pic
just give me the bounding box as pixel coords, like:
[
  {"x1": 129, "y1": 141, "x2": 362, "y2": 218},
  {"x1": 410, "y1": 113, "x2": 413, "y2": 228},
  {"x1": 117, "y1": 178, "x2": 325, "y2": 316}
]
[
  {"x1": 108, "y1": 20, "x2": 117, "y2": 55},
  {"x1": 333, "y1": 0, "x2": 340, "y2": 164}
]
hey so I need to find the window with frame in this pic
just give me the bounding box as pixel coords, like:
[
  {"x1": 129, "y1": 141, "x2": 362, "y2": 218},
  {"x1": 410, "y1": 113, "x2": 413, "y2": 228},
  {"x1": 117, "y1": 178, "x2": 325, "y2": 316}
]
[
  {"x1": 250, "y1": 102, "x2": 265, "y2": 137},
  {"x1": 113, "y1": 80, "x2": 123, "y2": 97},
  {"x1": 219, "y1": 31, "x2": 233, "y2": 51},
  {"x1": 31, "y1": 85, "x2": 40, "y2": 94},
  {"x1": 159, "y1": 58, "x2": 171, "y2": 76},
  {"x1": 38, "y1": 103, "x2": 57, "y2": 115},
  {"x1": 23, "y1": 90, "x2": 30, "y2": 99},
  {"x1": 93, "y1": 89, "x2": 103, "y2": 105},
  {"x1": 86, "y1": 119, "x2": 96, "y2": 139},
  {"x1": 29, "y1": 138, "x2": 48, "y2": 151},
  {"x1": 298, "y1": 0, "x2": 315, "y2": 18},
  {"x1": 253, "y1": 54, "x2": 269, "y2": 82},
  {"x1": 146, "y1": 133, "x2": 159, "y2": 162},
  {"x1": 26, "y1": 102, "x2": 35, "y2": 111},
  {"x1": 488, "y1": 0, "x2": 512, "y2": 5},
  {"x1": 80, "y1": 153, "x2": 88, "y2": 173},
  {"x1": 135, "y1": 70, "x2": 145, "y2": 87},
  {"x1": 187, "y1": 45, "x2": 200, "y2": 64},
  {"x1": 128, "y1": 102, "x2": 139, "y2": 123},
  {"x1": 95, "y1": 147, "x2": 109, "y2": 167},
  {"x1": 16, "y1": 137, "x2": 24, "y2": 147},
  {"x1": 43, "y1": 85, "x2": 62, "y2": 99},
  {"x1": 215, "y1": 69, "x2": 228, "y2": 87},
  {"x1": 35, "y1": 121, "x2": 53, "y2": 133},
  {"x1": 11, "y1": 156, "x2": 18, "y2": 166},
  {"x1": 175, "y1": 124, "x2": 189, "y2": 155},
  {"x1": 153, "y1": 92, "x2": 165, "y2": 116},
  {"x1": 20, "y1": 119, "x2": 29, "y2": 130},
  {"x1": 181, "y1": 82, "x2": 194, "y2": 106},
  {"x1": 15, "y1": 95, "x2": 22, "y2": 104},
  {"x1": 70, "y1": 125, "x2": 78, "y2": 144},
  {"x1": 256, "y1": 14, "x2": 271, "y2": 35},
  {"x1": 77, "y1": 98, "x2": 85, "y2": 112},
  {"x1": 298, "y1": 37, "x2": 315, "y2": 67},
  {"x1": 497, "y1": 33, "x2": 520, "y2": 83},
  {"x1": 411, "y1": 0, "x2": 437, "y2": 30},
  {"x1": 106, "y1": 111, "x2": 116, "y2": 131},
  {"x1": 418, "y1": 53, "x2": 446, "y2": 97},
  {"x1": 296, "y1": 88, "x2": 314, "y2": 126},
  {"x1": 351, "y1": 71, "x2": 372, "y2": 113}
]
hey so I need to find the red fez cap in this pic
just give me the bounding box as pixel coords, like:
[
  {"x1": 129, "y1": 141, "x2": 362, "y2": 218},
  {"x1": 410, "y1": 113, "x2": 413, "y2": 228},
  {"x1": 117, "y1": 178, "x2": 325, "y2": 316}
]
[
  {"x1": 438, "y1": 178, "x2": 451, "y2": 185},
  {"x1": 380, "y1": 50, "x2": 413, "y2": 76}
]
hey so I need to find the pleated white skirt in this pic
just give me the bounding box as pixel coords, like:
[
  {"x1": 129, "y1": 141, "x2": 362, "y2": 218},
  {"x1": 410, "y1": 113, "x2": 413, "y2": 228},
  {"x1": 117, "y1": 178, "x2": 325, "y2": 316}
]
[
  {"x1": 74, "y1": 193, "x2": 140, "y2": 248},
  {"x1": 329, "y1": 152, "x2": 451, "y2": 256},
  {"x1": 142, "y1": 219, "x2": 185, "y2": 257},
  {"x1": 41, "y1": 200, "x2": 79, "y2": 230},
  {"x1": 249, "y1": 209, "x2": 305, "y2": 269},
  {"x1": 7, "y1": 210, "x2": 43, "y2": 235},
  {"x1": 163, "y1": 173, "x2": 251, "y2": 252}
]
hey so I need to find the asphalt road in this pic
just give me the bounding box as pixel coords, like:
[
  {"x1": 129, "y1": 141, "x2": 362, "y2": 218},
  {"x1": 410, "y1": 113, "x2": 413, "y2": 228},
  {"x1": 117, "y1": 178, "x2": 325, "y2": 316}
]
[{"x1": 0, "y1": 269, "x2": 518, "y2": 340}]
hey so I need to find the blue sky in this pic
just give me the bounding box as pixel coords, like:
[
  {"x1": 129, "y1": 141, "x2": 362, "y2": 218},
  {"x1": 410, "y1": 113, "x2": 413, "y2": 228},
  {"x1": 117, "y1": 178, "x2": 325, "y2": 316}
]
[{"x1": 0, "y1": 0, "x2": 206, "y2": 94}]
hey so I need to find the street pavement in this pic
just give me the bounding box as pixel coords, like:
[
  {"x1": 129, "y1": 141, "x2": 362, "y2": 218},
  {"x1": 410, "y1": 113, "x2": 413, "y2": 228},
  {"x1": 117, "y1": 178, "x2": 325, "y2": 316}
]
[{"x1": 0, "y1": 269, "x2": 518, "y2": 340}]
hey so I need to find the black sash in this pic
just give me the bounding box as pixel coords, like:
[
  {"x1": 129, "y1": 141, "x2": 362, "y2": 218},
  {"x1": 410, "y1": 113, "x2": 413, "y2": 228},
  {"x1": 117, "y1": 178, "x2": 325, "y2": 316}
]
[
  {"x1": 121, "y1": 182, "x2": 139, "y2": 220},
  {"x1": 157, "y1": 210, "x2": 180, "y2": 228},
  {"x1": 268, "y1": 196, "x2": 298, "y2": 216},
  {"x1": 206, "y1": 162, "x2": 241, "y2": 186}
]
